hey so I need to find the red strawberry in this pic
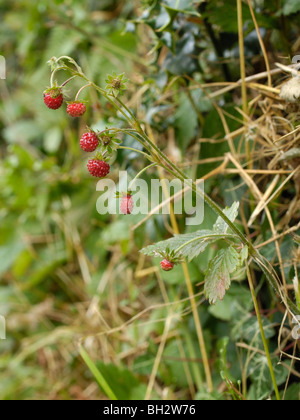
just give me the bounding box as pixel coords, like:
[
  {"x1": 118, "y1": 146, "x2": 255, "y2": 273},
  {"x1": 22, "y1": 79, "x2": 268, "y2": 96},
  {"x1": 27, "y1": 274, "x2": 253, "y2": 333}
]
[
  {"x1": 87, "y1": 159, "x2": 110, "y2": 178},
  {"x1": 67, "y1": 101, "x2": 86, "y2": 117},
  {"x1": 80, "y1": 132, "x2": 99, "y2": 152},
  {"x1": 120, "y1": 194, "x2": 134, "y2": 215},
  {"x1": 161, "y1": 259, "x2": 174, "y2": 272},
  {"x1": 44, "y1": 88, "x2": 63, "y2": 110}
]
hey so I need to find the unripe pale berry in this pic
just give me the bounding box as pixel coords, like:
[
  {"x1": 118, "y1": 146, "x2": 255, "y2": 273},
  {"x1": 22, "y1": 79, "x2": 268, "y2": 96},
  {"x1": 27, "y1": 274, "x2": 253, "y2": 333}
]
[{"x1": 120, "y1": 195, "x2": 134, "y2": 215}]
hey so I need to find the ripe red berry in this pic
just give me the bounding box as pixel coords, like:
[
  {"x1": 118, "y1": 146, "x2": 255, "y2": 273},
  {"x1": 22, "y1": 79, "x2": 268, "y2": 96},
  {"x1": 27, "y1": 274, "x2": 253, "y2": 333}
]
[
  {"x1": 67, "y1": 102, "x2": 86, "y2": 117},
  {"x1": 160, "y1": 259, "x2": 174, "y2": 272},
  {"x1": 87, "y1": 159, "x2": 110, "y2": 178},
  {"x1": 44, "y1": 88, "x2": 63, "y2": 110},
  {"x1": 80, "y1": 132, "x2": 99, "y2": 152},
  {"x1": 120, "y1": 195, "x2": 134, "y2": 215}
]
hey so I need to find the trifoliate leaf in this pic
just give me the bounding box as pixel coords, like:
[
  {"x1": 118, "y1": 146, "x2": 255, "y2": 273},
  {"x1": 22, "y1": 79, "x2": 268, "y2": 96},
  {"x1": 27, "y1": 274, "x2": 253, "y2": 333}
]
[{"x1": 140, "y1": 230, "x2": 238, "y2": 262}]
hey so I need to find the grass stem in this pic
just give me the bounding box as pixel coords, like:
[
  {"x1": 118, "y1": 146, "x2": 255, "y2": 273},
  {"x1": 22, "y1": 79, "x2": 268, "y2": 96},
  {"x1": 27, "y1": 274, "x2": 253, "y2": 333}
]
[{"x1": 246, "y1": 266, "x2": 281, "y2": 401}]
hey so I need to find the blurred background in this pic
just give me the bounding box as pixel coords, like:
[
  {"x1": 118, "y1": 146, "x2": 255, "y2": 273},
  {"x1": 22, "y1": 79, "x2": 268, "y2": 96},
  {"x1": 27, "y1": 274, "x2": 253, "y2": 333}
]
[{"x1": 0, "y1": 0, "x2": 299, "y2": 400}]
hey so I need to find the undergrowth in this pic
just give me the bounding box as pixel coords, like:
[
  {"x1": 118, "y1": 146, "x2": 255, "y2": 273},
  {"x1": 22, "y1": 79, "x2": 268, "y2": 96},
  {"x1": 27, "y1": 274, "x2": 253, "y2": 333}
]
[{"x1": 0, "y1": 0, "x2": 299, "y2": 401}]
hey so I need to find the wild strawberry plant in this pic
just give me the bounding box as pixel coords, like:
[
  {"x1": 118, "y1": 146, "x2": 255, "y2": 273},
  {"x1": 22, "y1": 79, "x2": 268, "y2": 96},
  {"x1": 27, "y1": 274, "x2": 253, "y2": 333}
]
[{"x1": 44, "y1": 55, "x2": 300, "y2": 318}]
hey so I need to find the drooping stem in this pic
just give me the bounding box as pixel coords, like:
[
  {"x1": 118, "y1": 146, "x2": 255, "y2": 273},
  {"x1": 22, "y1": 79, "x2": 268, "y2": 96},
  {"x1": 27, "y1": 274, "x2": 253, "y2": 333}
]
[
  {"x1": 50, "y1": 66, "x2": 66, "y2": 87},
  {"x1": 61, "y1": 75, "x2": 78, "y2": 87},
  {"x1": 129, "y1": 163, "x2": 158, "y2": 190},
  {"x1": 75, "y1": 83, "x2": 92, "y2": 101}
]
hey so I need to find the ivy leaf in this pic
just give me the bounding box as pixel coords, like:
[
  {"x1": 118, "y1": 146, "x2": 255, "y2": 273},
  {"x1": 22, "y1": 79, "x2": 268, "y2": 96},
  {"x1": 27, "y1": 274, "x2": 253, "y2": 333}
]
[
  {"x1": 162, "y1": 0, "x2": 202, "y2": 16},
  {"x1": 213, "y1": 202, "x2": 240, "y2": 234},
  {"x1": 204, "y1": 246, "x2": 241, "y2": 304},
  {"x1": 248, "y1": 355, "x2": 288, "y2": 400},
  {"x1": 230, "y1": 302, "x2": 275, "y2": 344},
  {"x1": 140, "y1": 230, "x2": 236, "y2": 262},
  {"x1": 174, "y1": 92, "x2": 198, "y2": 151},
  {"x1": 282, "y1": 0, "x2": 300, "y2": 15}
]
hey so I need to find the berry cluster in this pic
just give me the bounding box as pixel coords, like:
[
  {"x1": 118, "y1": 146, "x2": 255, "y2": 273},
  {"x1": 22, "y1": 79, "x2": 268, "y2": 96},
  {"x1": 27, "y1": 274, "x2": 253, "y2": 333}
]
[
  {"x1": 43, "y1": 67, "x2": 176, "y2": 272},
  {"x1": 44, "y1": 87, "x2": 87, "y2": 117},
  {"x1": 43, "y1": 84, "x2": 136, "y2": 217}
]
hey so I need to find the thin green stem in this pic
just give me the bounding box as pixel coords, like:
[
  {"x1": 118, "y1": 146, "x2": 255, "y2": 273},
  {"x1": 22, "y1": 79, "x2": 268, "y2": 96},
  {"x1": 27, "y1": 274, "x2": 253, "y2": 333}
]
[
  {"x1": 61, "y1": 75, "x2": 77, "y2": 87},
  {"x1": 120, "y1": 131, "x2": 153, "y2": 155},
  {"x1": 50, "y1": 66, "x2": 66, "y2": 87},
  {"x1": 75, "y1": 83, "x2": 92, "y2": 101},
  {"x1": 237, "y1": 0, "x2": 248, "y2": 118},
  {"x1": 246, "y1": 266, "x2": 281, "y2": 401},
  {"x1": 118, "y1": 146, "x2": 152, "y2": 160},
  {"x1": 237, "y1": 0, "x2": 250, "y2": 167},
  {"x1": 129, "y1": 163, "x2": 158, "y2": 190}
]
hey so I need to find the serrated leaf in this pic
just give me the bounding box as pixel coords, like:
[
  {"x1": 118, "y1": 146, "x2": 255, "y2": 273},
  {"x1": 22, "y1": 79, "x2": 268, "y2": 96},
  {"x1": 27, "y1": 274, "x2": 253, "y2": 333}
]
[
  {"x1": 240, "y1": 245, "x2": 249, "y2": 263},
  {"x1": 204, "y1": 246, "x2": 241, "y2": 304},
  {"x1": 213, "y1": 202, "x2": 240, "y2": 234},
  {"x1": 140, "y1": 230, "x2": 235, "y2": 262},
  {"x1": 141, "y1": 203, "x2": 242, "y2": 263}
]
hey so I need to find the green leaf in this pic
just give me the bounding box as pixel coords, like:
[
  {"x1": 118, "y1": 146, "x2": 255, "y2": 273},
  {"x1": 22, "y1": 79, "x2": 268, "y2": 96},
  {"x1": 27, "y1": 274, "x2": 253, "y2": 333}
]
[
  {"x1": 248, "y1": 355, "x2": 288, "y2": 400},
  {"x1": 0, "y1": 238, "x2": 25, "y2": 277},
  {"x1": 174, "y1": 93, "x2": 198, "y2": 151},
  {"x1": 79, "y1": 345, "x2": 118, "y2": 400},
  {"x1": 209, "y1": 284, "x2": 252, "y2": 321},
  {"x1": 141, "y1": 229, "x2": 235, "y2": 262},
  {"x1": 240, "y1": 245, "x2": 249, "y2": 263},
  {"x1": 204, "y1": 246, "x2": 241, "y2": 304},
  {"x1": 205, "y1": 0, "x2": 250, "y2": 32},
  {"x1": 213, "y1": 202, "x2": 240, "y2": 234},
  {"x1": 282, "y1": 383, "x2": 300, "y2": 400},
  {"x1": 141, "y1": 202, "x2": 242, "y2": 263},
  {"x1": 94, "y1": 361, "x2": 147, "y2": 400},
  {"x1": 230, "y1": 304, "x2": 276, "y2": 345},
  {"x1": 282, "y1": 0, "x2": 300, "y2": 15},
  {"x1": 162, "y1": 0, "x2": 202, "y2": 16}
]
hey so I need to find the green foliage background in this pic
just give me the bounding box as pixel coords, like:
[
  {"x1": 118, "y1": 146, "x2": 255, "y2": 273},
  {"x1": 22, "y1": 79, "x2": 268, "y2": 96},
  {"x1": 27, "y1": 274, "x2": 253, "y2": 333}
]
[{"x1": 0, "y1": 0, "x2": 299, "y2": 400}]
